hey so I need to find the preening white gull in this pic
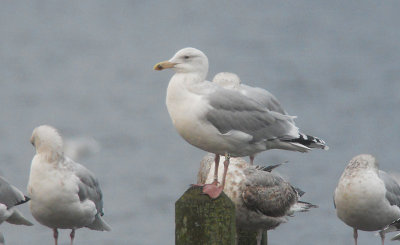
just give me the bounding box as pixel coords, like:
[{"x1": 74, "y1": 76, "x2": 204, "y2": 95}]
[
  {"x1": 154, "y1": 47, "x2": 327, "y2": 198},
  {"x1": 27, "y1": 125, "x2": 111, "y2": 245},
  {"x1": 198, "y1": 154, "x2": 317, "y2": 245},
  {"x1": 334, "y1": 154, "x2": 400, "y2": 245}
]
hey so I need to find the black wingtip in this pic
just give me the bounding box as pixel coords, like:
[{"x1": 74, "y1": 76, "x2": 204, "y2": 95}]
[
  {"x1": 257, "y1": 161, "x2": 287, "y2": 172},
  {"x1": 15, "y1": 196, "x2": 30, "y2": 206},
  {"x1": 291, "y1": 133, "x2": 328, "y2": 150}
]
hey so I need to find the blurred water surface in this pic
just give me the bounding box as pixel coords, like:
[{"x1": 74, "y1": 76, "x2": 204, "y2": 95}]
[{"x1": 1, "y1": 1, "x2": 400, "y2": 244}]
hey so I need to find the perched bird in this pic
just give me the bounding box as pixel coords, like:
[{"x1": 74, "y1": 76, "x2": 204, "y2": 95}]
[
  {"x1": 27, "y1": 125, "x2": 111, "y2": 245},
  {"x1": 0, "y1": 176, "x2": 33, "y2": 244},
  {"x1": 154, "y1": 47, "x2": 327, "y2": 198},
  {"x1": 334, "y1": 154, "x2": 400, "y2": 245},
  {"x1": 198, "y1": 154, "x2": 317, "y2": 244}
]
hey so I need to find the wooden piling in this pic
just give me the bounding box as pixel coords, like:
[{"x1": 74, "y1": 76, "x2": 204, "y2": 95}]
[
  {"x1": 237, "y1": 229, "x2": 258, "y2": 245},
  {"x1": 175, "y1": 186, "x2": 236, "y2": 245}
]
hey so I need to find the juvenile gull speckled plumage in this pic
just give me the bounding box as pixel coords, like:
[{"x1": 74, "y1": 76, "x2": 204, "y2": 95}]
[
  {"x1": 154, "y1": 47, "x2": 327, "y2": 198},
  {"x1": 334, "y1": 154, "x2": 400, "y2": 245},
  {"x1": 198, "y1": 154, "x2": 317, "y2": 244},
  {"x1": 27, "y1": 125, "x2": 111, "y2": 245}
]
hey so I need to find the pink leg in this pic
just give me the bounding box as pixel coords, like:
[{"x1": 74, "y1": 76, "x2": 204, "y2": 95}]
[
  {"x1": 202, "y1": 154, "x2": 230, "y2": 199},
  {"x1": 212, "y1": 154, "x2": 220, "y2": 184},
  {"x1": 220, "y1": 154, "x2": 230, "y2": 189},
  {"x1": 53, "y1": 228, "x2": 58, "y2": 245},
  {"x1": 249, "y1": 155, "x2": 255, "y2": 165},
  {"x1": 70, "y1": 229, "x2": 75, "y2": 245},
  {"x1": 380, "y1": 231, "x2": 385, "y2": 245},
  {"x1": 353, "y1": 228, "x2": 357, "y2": 245}
]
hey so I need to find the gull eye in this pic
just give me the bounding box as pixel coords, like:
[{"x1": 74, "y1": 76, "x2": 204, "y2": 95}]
[{"x1": 184, "y1": 55, "x2": 190, "y2": 59}]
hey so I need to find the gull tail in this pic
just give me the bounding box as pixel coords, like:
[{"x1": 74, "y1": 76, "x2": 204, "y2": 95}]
[
  {"x1": 255, "y1": 161, "x2": 287, "y2": 172},
  {"x1": 290, "y1": 133, "x2": 328, "y2": 150},
  {"x1": 86, "y1": 215, "x2": 111, "y2": 231}
]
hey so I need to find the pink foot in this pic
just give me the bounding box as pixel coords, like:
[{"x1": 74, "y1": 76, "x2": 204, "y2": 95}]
[{"x1": 202, "y1": 184, "x2": 224, "y2": 199}]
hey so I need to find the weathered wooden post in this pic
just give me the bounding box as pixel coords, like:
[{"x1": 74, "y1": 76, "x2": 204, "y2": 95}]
[
  {"x1": 175, "y1": 186, "x2": 236, "y2": 245},
  {"x1": 261, "y1": 230, "x2": 268, "y2": 245},
  {"x1": 237, "y1": 229, "x2": 258, "y2": 245}
]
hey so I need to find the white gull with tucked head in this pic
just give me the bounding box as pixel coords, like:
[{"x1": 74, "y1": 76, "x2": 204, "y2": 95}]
[
  {"x1": 334, "y1": 154, "x2": 400, "y2": 245},
  {"x1": 154, "y1": 47, "x2": 327, "y2": 198},
  {"x1": 27, "y1": 125, "x2": 111, "y2": 245}
]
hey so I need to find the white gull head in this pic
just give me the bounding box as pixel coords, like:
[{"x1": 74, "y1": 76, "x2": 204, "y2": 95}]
[
  {"x1": 31, "y1": 125, "x2": 64, "y2": 160},
  {"x1": 212, "y1": 72, "x2": 241, "y2": 89},
  {"x1": 154, "y1": 47, "x2": 209, "y2": 81}
]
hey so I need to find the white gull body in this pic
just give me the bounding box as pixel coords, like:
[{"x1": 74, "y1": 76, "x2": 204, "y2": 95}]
[
  {"x1": 27, "y1": 125, "x2": 111, "y2": 245},
  {"x1": 162, "y1": 49, "x2": 327, "y2": 157},
  {"x1": 155, "y1": 47, "x2": 327, "y2": 198},
  {"x1": 334, "y1": 154, "x2": 400, "y2": 245},
  {"x1": 198, "y1": 154, "x2": 316, "y2": 244}
]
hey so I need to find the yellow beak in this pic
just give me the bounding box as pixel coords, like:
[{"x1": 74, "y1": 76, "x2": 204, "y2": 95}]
[{"x1": 153, "y1": 61, "x2": 176, "y2": 71}]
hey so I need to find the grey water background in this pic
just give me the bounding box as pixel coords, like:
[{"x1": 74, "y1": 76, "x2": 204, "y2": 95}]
[{"x1": 1, "y1": 1, "x2": 400, "y2": 244}]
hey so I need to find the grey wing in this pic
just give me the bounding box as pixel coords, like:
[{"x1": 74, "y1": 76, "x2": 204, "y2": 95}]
[
  {"x1": 0, "y1": 176, "x2": 28, "y2": 208},
  {"x1": 240, "y1": 85, "x2": 290, "y2": 116},
  {"x1": 205, "y1": 89, "x2": 299, "y2": 142},
  {"x1": 72, "y1": 161, "x2": 104, "y2": 216},
  {"x1": 242, "y1": 168, "x2": 297, "y2": 217},
  {"x1": 379, "y1": 170, "x2": 400, "y2": 207}
]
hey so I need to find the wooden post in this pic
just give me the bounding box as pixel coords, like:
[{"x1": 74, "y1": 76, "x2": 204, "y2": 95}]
[
  {"x1": 175, "y1": 186, "x2": 236, "y2": 245},
  {"x1": 261, "y1": 230, "x2": 268, "y2": 245},
  {"x1": 237, "y1": 229, "x2": 258, "y2": 245}
]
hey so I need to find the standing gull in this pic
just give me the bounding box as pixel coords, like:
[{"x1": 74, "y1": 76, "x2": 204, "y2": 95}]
[
  {"x1": 27, "y1": 125, "x2": 111, "y2": 245},
  {"x1": 0, "y1": 176, "x2": 33, "y2": 244},
  {"x1": 154, "y1": 47, "x2": 327, "y2": 198},
  {"x1": 334, "y1": 154, "x2": 400, "y2": 245},
  {"x1": 198, "y1": 154, "x2": 317, "y2": 244}
]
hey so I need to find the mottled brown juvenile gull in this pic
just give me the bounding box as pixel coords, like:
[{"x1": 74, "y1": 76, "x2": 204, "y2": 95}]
[
  {"x1": 154, "y1": 47, "x2": 327, "y2": 198},
  {"x1": 27, "y1": 125, "x2": 111, "y2": 245},
  {"x1": 198, "y1": 154, "x2": 316, "y2": 244},
  {"x1": 334, "y1": 154, "x2": 400, "y2": 245}
]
